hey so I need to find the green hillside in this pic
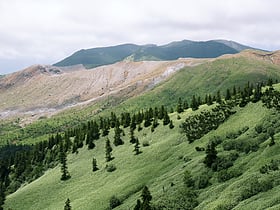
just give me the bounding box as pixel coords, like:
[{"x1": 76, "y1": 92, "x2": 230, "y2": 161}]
[
  {"x1": 2, "y1": 54, "x2": 280, "y2": 210},
  {"x1": 5, "y1": 99, "x2": 280, "y2": 209},
  {"x1": 113, "y1": 56, "x2": 280, "y2": 111},
  {"x1": 53, "y1": 40, "x2": 253, "y2": 68}
]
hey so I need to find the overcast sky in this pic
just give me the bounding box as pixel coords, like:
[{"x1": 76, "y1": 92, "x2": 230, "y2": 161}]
[{"x1": 1, "y1": 0, "x2": 280, "y2": 74}]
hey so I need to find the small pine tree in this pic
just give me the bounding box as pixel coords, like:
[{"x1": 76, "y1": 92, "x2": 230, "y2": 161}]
[
  {"x1": 216, "y1": 90, "x2": 222, "y2": 104},
  {"x1": 169, "y1": 120, "x2": 174, "y2": 129},
  {"x1": 191, "y1": 95, "x2": 199, "y2": 110},
  {"x1": 141, "y1": 186, "x2": 152, "y2": 210},
  {"x1": 203, "y1": 141, "x2": 217, "y2": 169},
  {"x1": 225, "y1": 89, "x2": 231, "y2": 100},
  {"x1": 64, "y1": 198, "x2": 71, "y2": 210},
  {"x1": 134, "y1": 199, "x2": 142, "y2": 210},
  {"x1": 92, "y1": 157, "x2": 98, "y2": 171},
  {"x1": 59, "y1": 141, "x2": 71, "y2": 181},
  {"x1": 130, "y1": 128, "x2": 137, "y2": 143},
  {"x1": 134, "y1": 138, "x2": 141, "y2": 155},
  {"x1": 113, "y1": 125, "x2": 124, "y2": 146},
  {"x1": 183, "y1": 100, "x2": 189, "y2": 109},
  {"x1": 163, "y1": 111, "x2": 170, "y2": 125},
  {"x1": 105, "y1": 138, "x2": 113, "y2": 162},
  {"x1": 177, "y1": 97, "x2": 184, "y2": 113}
]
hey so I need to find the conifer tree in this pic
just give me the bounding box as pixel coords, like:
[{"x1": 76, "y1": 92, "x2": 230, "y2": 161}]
[
  {"x1": 130, "y1": 128, "x2": 137, "y2": 144},
  {"x1": 204, "y1": 141, "x2": 217, "y2": 169},
  {"x1": 207, "y1": 94, "x2": 213, "y2": 105},
  {"x1": 177, "y1": 97, "x2": 184, "y2": 113},
  {"x1": 158, "y1": 105, "x2": 165, "y2": 120},
  {"x1": 113, "y1": 125, "x2": 124, "y2": 146},
  {"x1": 134, "y1": 138, "x2": 141, "y2": 155},
  {"x1": 130, "y1": 114, "x2": 137, "y2": 131},
  {"x1": 59, "y1": 141, "x2": 70, "y2": 181},
  {"x1": 216, "y1": 90, "x2": 222, "y2": 104},
  {"x1": 191, "y1": 95, "x2": 199, "y2": 110},
  {"x1": 134, "y1": 199, "x2": 141, "y2": 210},
  {"x1": 141, "y1": 186, "x2": 152, "y2": 210},
  {"x1": 105, "y1": 138, "x2": 113, "y2": 162},
  {"x1": 163, "y1": 111, "x2": 170, "y2": 125},
  {"x1": 64, "y1": 198, "x2": 71, "y2": 210},
  {"x1": 183, "y1": 100, "x2": 189, "y2": 109},
  {"x1": 92, "y1": 157, "x2": 98, "y2": 171},
  {"x1": 169, "y1": 120, "x2": 174, "y2": 129},
  {"x1": 225, "y1": 89, "x2": 231, "y2": 100}
]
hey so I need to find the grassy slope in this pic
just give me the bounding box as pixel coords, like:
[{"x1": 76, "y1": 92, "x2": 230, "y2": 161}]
[
  {"x1": 111, "y1": 56, "x2": 280, "y2": 111},
  {"x1": 5, "y1": 101, "x2": 280, "y2": 210}
]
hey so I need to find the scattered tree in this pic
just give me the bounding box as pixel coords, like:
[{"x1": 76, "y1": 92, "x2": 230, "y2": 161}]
[
  {"x1": 204, "y1": 141, "x2": 218, "y2": 169},
  {"x1": 134, "y1": 138, "x2": 141, "y2": 155},
  {"x1": 177, "y1": 97, "x2": 184, "y2": 113},
  {"x1": 64, "y1": 198, "x2": 71, "y2": 210},
  {"x1": 105, "y1": 138, "x2": 113, "y2": 162},
  {"x1": 92, "y1": 157, "x2": 98, "y2": 172},
  {"x1": 59, "y1": 141, "x2": 70, "y2": 181}
]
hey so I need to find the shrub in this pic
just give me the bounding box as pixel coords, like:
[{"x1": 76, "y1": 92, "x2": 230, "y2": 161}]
[
  {"x1": 255, "y1": 124, "x2": 263, "y2": 134},
  {"x1": 217, "y1": 168, "x2": 242, "y2": 182},
  {"x1": 241, "y1": 177, "x2": 273, "y2": 200},
  {"x1": 109, "y1": 195, "x2": 122, "y2": 209},
  {"x1": 194, "y1": 173, "x2": 211, "y2": 189},
  {"x1": 195, "y1": 146, "x2": 205, "y2": 151},
  {"x1": 106, "y1": 164, "x2": 116, "y2": 172},
  {"x1": 142, "y1": 141, "x2": 150, "y2": 147}
]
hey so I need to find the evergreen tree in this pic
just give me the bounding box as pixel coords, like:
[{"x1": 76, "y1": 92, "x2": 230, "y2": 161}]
[
  {"x1": 207, "y1": 94, "x2": 213, "y2": 105},
  {"x1": 92, "y1": 157, "x2": 98, "y2": 171},
  {"x1": 158, "y1": 106, "x2": 165, "y2": 120},
  {"x1": 130, "y1": 128, "x2": 137, "y2": 144},
  {"x1": 163, "y1": 111, "x2": 170, "y2": 125},
  {"x1": 191, "y1": 95, "x2": 199, "y2": 110},
  {"x1": 169, "y1": 120, "x2": 174, "y2": 129},
  {"x1": 152, "y1": 117, "x2": 159, "y2": 128},
  {"x1": 134, "y1": 138, "x2": 141, "y2": 155},
  {"x1": 204, "y1": 141, "x2": 217, "y2": 169},
  {"x1": 59, "y1": 141, "x2": 70, "y2": 181},
  {"x1": 183, "y1": 100, "x2": 189, "y2": 109},
  {"x1": 113, "y1": 125, "x2": 124, "y2": 146},
  {"x1": 64, "y1": 198, "x2": 71, "y2": 210},
  {"x1": 134, "y1": 199, "x2": 141, "y2": 210},
  {"x1": 105, "y1": 138, "x2": 113, "y2": 162},
  {"x1": 225, "y1": 89, "x2": 231, "y2": 100},
  {"x1": 130, "y1": 114, "x2": 137, "y2": 131},
  {"x1": 141, "y1": 186, "x2": 152, "y2": 210},
  {"x1": 216, "y1": 90, "x2": 222, "y2": 104},
  {"x1": 177, "y1": 97, "x2": 184, "y2": 113}
]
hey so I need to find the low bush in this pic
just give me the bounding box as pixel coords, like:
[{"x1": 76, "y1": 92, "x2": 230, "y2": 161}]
[{"x1": 106, "y1": 164, "x2": 116, "y2": 172}]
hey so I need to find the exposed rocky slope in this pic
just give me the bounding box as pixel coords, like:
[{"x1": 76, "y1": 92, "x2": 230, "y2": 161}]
[{"x1": 0, "y1": 58, "x2": 205, "y2": 120}]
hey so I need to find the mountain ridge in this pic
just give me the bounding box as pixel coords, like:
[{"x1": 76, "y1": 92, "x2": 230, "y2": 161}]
[{"x1": 54, "y1": 39, "x2": 256, "y2": 68}]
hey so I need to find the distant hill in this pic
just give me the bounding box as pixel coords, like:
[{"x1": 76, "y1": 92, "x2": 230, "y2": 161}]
[{"x1": 54, "y1": 40, "x2": 256, "y2": 68}]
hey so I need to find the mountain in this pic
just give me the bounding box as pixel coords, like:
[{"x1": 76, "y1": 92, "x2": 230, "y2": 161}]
[
  {"x1": 54, "y1": 40, "x2": 255, "y2": 68},
  {"x1": 2, "y1": 48, "x2": 280, "y2": 209}
]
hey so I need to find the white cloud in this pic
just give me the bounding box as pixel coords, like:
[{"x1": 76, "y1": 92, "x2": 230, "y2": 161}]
[{"x1": 0, "y1": 0, "x2": 280, "y2": 74}]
